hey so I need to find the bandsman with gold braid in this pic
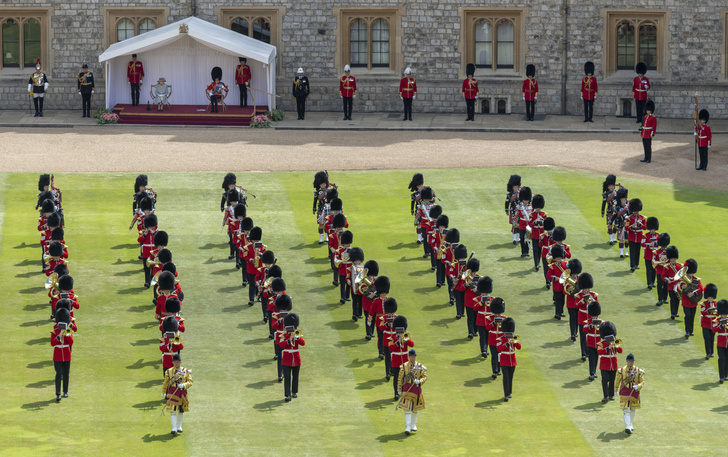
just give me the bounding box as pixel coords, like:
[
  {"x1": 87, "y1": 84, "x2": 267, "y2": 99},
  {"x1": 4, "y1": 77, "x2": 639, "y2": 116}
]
[
  {"x1": 397, "y1": 349, "x2": 427, "y2": 435},
  {"x1": 162, "y1": 353, "x2": 193, "y2": 436},
  {"x1": 614, "y1": 353, "x2": 644, "y2": 435}
]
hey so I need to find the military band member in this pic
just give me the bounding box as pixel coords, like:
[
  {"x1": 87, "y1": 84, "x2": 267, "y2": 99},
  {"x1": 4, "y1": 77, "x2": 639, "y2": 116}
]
[
  {"x1": 138, "y1": 214, "x2": 158, "y2": 288},
  {"x1": 448, "y1": 244, "x2": 468, "y2": 320},
  {"x1": 696, "y1": 109, "x2": 711, "y2": 171},
  {"x1": 575, "y1": 273, "x2": 597, "y2": 361},
  {"x1": 160, "y1": 317, "x2": 183, "y2": 377},
  {"x1": 522, "y1": 64, "x2": 538, "y2": 121},
  {"x1": 162, "y1": 354, "x2": 192, "y2": 435},
  {"x1": 51, "y1": 308, "x2": 73, "y2": 402},
  {"x1": 678, "y1": 258, "x2": 704, "y2": 338},
  {"x1": 293, "y1": 68, "x2": 310, "y2": 120},
  {"x1": 244, "y1": 226, "x2": 265, "y2": 306},
  {"x1": 28, "y1": 59, "x2": 49, "y2": 117},
  {"x1": 378, "y1": 298, "x2": 399, "y2": 380},
  {"x1": 613, "y1": 188, "x2": 629, "y2": 257},
  {"x1": 313, "y1": 171, "x2": 335, "y2": 243},
  {"x1": 397, "y1": 349, "x2": 426, "y2": 435},
  {"x1": 263, "y1": 267, "x2": 283, "y2": 336},
  {"x1": 529, "y1": 194, "x2": 546, "y2": 270},
  {"x1": 416, "y1": 187, "x2": 436, "y2": 258},
  {"x1": 601, "y1": 174, "x2": 621, "y2": 245},
  {"x1": 547, "y1": 245, "x2": 567, "y2": 320},
  {"x1": 273, "y1": 291, "x2": 291, "y2": 381},
  {"x1": 237, "y1": 217, "x2": 254, "y2": 286},
  {"x1": 516, "y1": 187, "x2": 532, "y2": 257},
  {"x1": 389, "y1": 315, "x2": 414, "y2": 399},
  {"x1": 486, "y1": 298, "x2": 507, "y2": 378},
  {"x1": 431, "y1": 214, "x2": 448, "y2": 279},
  {"x1": 580, "y1": 61, "x2": 597, "y2": 122},
  {"x1": 339, "y1": 65, "x2": 357, "y2": 120},
  {"x1": 52, "y1": 275, "x2": 79, "y2": 320},
  {"x1": 77, "y1": 64, "x2": 95, "y2": 118},
  {"x1": 712, "y1": 299, "x2": 728, "y2": 382},
  {"x1": 235, "y1": 57, "x2": 252, "y2": 107},
  {"x1": 641, "y1": 217, "x2": 660, "y2": 289},
  {"x1": 280, "y1": 313, "x2": 305, "y2": 401},
  {"x1": 328, "y1": 211, "x2": 348, "y2": 286},
  {"x1": 539, "y1": 217, "x2": 556, "y2": 287},
  {"x1": 462, "y1": 63, "x2": 478, "y2": 121},
  {"x1": 229, "y1": 200, "x2": 245, "y2": 263},
  {"x1": 440, "y1": 229, "x2": 460, "y2": 305},
  {"x1": 497, "y1": 317, "x2": 521, "y2": 401},
  {"x1": 36, "y1": 173, "x2": 62, "y2": 213},
  {"x1": 335, "y1": 231, "x2": 354, "y2": 303},
  {"x1": 700, "y1": 284, "x2": 718, "y2": 360},
  {"x1": 662, "y1": 245, "x2": 683, "y2": 319},
  {"x1": 625, "y1": 199, "x2": 645, "y2": 271},
  {"x1": 564, "y1": 259, "x2": 582, "y2": 341},
  {"x1": 462, "y1": 257, "x2": 481, "y2": 338},
  {"x1": 639, "y1": 100, "x2": 656, "y2": 163},
  {"x1": 615, "y1": 353, "x2": 644, "y2": 434},
  {"x1": 652, "y1": 233, "x2": 670, "y2": 306},
  {"x1": 421, "y1": 202, "x2": 439, "y2": 266},
  {"x1": 399, "y1": 67, "x2": 417, "y2": 121},
  {"x1": 206, "y1": 67, "x2": 228, "y2": 113},
  {"x1": 133, "y1": 174, "x2": 154, "y2": 213},
  {"x1": 127, "y1": 54, "x2": 144, "y2": 106},
  {"x1": 585, "y1": 302, "x2": 603, "y2": 381},
  {"x1": 370, "y1": 276, "x2": 390, "y2": 359},
  {"x1": 348, "y1": 247, "x2": 365, "y2": 320},
  {"x1": 53, "y1": 299, "x2": 77, "y2": 330},
  {"x1": 156, "y1": 271, "x2": 179, "y2": 321},
  {"x1": 408, "y1": 173, "x2": 424, "y2": 242},
  {"x1": 221, "y1": 173, "x2": 238, "y2": 212},
  {"x1": 360, "y1": 261, "x2": 378, "y2": 339},
  {"x1": 505, "y1": 175, "x2": 522, "y2": 245},
  {"x1": 45, "y1": 241, "x2": 67, "y2": 279},
  {"x1": 257, "y1": 250, "x2": 277, "y2": 321},
  {"x1": 632, "y1": 62, "x2": 650, "y2": 123},
  {"x1": 474, "y1": 277, "x2": 493, "y2": 358}
]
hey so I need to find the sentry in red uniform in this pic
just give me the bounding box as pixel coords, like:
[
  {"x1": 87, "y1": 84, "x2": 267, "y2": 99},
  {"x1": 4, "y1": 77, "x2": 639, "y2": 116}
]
[{"x1": 496, "y1": 317, "x2": 520, "y2": 400}]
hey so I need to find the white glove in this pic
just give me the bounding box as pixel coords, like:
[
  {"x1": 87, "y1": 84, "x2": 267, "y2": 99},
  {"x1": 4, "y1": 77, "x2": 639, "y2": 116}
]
[
  {"x1": 91, "y1": 90, "x2": 95, "y2": 94},
  {"x1": 353, "y1": 94, "x2": 356, "y2": 99},
  {"x1": 27, "y1": 84, "x2": 32, "y2": 93},
  {"x1": 633, "y1": 385, "x2": 639, "y2": 391},
  {"x1": 413, "y1": 95, "x2": 416, "y2": 100},
  {"x1": 77, "y1": 91, "x2": 81, "y2": 95},
  {"x1": 474, "y1": 95, "x2": 478, "y2": 99},
  {"x1": 44, "y1": 82, "x2": 49, "y2": 90},
  {"x1": 534, "y1": 96, "x2": 537, "y2": 100},
  {"x1": 128, "y1": 81, "x2": 131, "y2": 85},
  {"x1": 580, "y1": 96, "x2": 583, "y2": 100},
  {"x1": 708, "y1": 145, "x2": 711, "y2": 148},
  {"x1": 694, "y1": 132, "x2": 697, "y2": 136},
  {"x1": 178, "y1": 383, "x2": 186, "y2": 389},
  {"x1": 162, "y1": 393, "x2": 167, "y2": 398},
  {"x1": 522, "y1": 97, "x2": 525, "y2": 101},
  {"x1": 400, "y1": 96, "x2": 404, "y2": 100},
  {"x1": 414, "y1": 379, "x2": 420, "y2": 385},
  {"x1": 340, "y1": 95, "x2": 343, "y2": 99}
]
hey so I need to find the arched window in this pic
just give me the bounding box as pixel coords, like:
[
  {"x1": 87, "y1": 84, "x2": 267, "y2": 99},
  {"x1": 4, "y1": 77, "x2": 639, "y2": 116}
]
[
  {"x1": 349, "y1": 19, "x2": 367, "y2": 67},
  {"x1": 252, "y1": 18, "x2": 270, "y2": 43},
  {"x1": 23, "y1": 19, "x2": 41, "y2": 67},
  {"x1": 466, "y1": 11, "x2": 523, "y2": 73},
  {"x1": 638, "y1": 22, "x2": 657, "y2": 70},
  {"x1": 474, "y1": 20, "x2": 492, "y2": 67},
  {"x1": 616, "y1": 21, "x2": 635, "y2": 70},
  {"x1": 139, "y1": 18, "x2": 156, "y2": 35},
  {"x1": 496, "y1": 21, "x2": 514, "y2": 68},
  {"x1": 607, "y1": 12, "x2": 664, "y2": 74},
  {"x1": 2, "y1": 19, "x2": 20, "y2": 68},
  {"x1": 371, "y1": 19, "x2": 389, "y2": 67},
  {"x1": 116, "y1": 18, "x2": 135, "y2": 42},
  {"x1": 231, "y1": 17, "x2": 249, "y2": 36}
]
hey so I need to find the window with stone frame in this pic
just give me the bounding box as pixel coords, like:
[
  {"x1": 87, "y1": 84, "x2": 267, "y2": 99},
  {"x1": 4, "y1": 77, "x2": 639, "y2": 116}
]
[
  {"x1": 220, "y1": 9, "x2": 281, "y2": 47},
  {"x1": 463, "y1": 10, "x2": 524, "y2": 73},
  {"x1": 339, "y1": 9, "x2": 400, "y2": 71},
  {"x1": 605, "y1": 11, "x2": 668, "y2": 75},
  {"x1": 103, "y1": 9, "x2": 166, "y2": 46},
  {"x1": 0, "y1": 11, "x2": 48, "y2": 71}
]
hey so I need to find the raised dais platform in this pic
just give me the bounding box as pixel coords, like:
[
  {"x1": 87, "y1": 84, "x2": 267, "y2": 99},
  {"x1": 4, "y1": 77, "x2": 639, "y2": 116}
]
[{"x1": 112, "y1": 104, "x2": 268, "y2": 126}]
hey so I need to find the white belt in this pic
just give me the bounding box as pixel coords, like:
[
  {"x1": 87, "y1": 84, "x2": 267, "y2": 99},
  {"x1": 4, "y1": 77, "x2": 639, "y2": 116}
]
[
  {"x1": 392, "y1": 351, "x2": 408, "y2": 356},
  {"x1": 698, "y1": 136, "x2": 708, "y2": 139},
  {"x1": 478, "y1": 311, "x2": 488, "y2": 316},
  {"x1": 283, "y1": 349, "x2": 299, "y2": 353},
  {"x1": 55, "y1": 345, "x2": 69, "y2": 348},
  {"x1": 635, "y1": 89, "x2": 647, "y2": 92},
  {"x1": 642, "y1": 127, "x2": 653, "y2": 130},
  {"x1": 163, "y1": 352, "x2": 174, "y2": 356},
  {"x1": 602, "y1": 354, "x2": 616, "y2": 358},
  {"x1": 501, "y1": 350, "x2": 515, "y2": 355}
]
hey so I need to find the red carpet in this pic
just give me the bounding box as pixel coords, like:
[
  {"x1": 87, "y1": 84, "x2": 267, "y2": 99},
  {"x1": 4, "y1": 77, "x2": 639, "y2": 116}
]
[{"x1": 112, "y1": 104, "x2": 268, "y2": 126}]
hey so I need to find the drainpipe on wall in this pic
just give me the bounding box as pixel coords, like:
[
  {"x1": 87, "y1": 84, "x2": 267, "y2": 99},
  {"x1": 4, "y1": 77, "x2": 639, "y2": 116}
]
[
  {"x1": 560, "y1": 0, "x2": 569, "y2": 115},
  {"x1": 191, "y1": 0, "x2": 197, "y2": 17}
]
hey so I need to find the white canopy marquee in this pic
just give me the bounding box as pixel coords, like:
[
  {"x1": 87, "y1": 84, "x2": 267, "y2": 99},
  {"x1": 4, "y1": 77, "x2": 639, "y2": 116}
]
[{"x1": 98, "y1": 17, "x2": 277, "y2": 109}]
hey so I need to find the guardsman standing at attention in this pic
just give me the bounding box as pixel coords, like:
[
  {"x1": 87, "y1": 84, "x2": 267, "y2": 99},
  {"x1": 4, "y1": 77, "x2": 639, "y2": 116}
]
[
  {"x1": 127, "y1": 54, "x2": 144, "y2": 106},
  {"x1": 462, "y1": 63, "x2": 478, "y2": 121},
  {"x1": 28, "y1": 58, "x2": 49, "y2": 117},
  {"x1": 293, "y1": 68, "x2": 310, "y2": 120},
  {"x1": 399, "y1": 67, "x2": 417, "y2": 121},
  {"x1": 522, "y1": 64, "x2": 538, "y2": 121},
  {"x1": 77, "y1": 64, "x2": 95, "y2": 118},
  {"x1": 581, "y1": 61, "x2": 597, "y2": 122},
  {"x1": 235, "y1": 57, "x2": 252, "y2": 107},
  {"x1": 632, "y1": 62, "x2": 650, "y2": 123},
  {"x1": 639, "y1": 100, "x2": 656, "y2": 163},
  {"x1": 339, "y1": 65, "x2": 357, "y2": 120},
  {"x1": 615, "y1": 353, "x2": 644, "y2": 434},
  {"x1": 695, "y1": 109, "x2": 712, "y2": 171}
]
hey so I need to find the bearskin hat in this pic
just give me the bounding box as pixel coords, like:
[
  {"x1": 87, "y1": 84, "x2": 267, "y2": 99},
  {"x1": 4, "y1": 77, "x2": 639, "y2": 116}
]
[
  {"x1": 283, "y1": 313, "x2": 300, "y2": 329},
  {"x1": 519, "y1": 186, "x2": 532, "y2": 202},
  {"x1": 46, "y1": 212, "x2": 61, "y2": 229},
  {"x1": 332, "y1": 213, "x2": 347, "y2": 229},
  {"x1": 587, "y1": 301, "x2": 601, "y2": 317},
  {"x1": 526, "y1": 64, "x2": 536, "y2": 77},
  {"x1": 704, "y1": 283, "x2": 718, "y2": 299},
  {"x1": 41, "y1": 198, "x2": 55, "y2": 214},
  {"x1": 393, "y1": 315, "x2": 408, "y2": 330},
  {"x1": 165, "y1": 298, "x2": 181, "y2": 314},
  {"x1": 584, "y1": 61, "x2": 595, "y2": 76},
  {"x1": 419, "y1": 186, "x2": 433, "y2": 201},
  {"x1": 629, "y1": 198, "x2": 643, "y2": 213},
  {"x1": 599, "y1": 321, "x2": 616, "y2": 340},
  {"x1": 241, "y1": 217, "x2": 254, "y2": 231},
  {"x1": 616, "y1": 188, "x2": 629, "y2": 200},
  {"x1": 408, "y1": 173, "x2": 424, "y2": 192},
  {"x1": 657, "y1": 232, "x2": 671, "y2": 248},
  {"x1": 55, "y1": 307, "x2": 71, "y2": 325},
  {"x1": 466, "y1": 258, "x2": 480, "y2": 273},
  {"x1": 38, "y1": 174, "x2": 51, "y2": 191},
  {"x1": 48, "y1": 241, "x2": 63, "y2": 257},
  {"x1": 158, "y1": 271, "x2": 176, "y2": 291},
  {"x1": 134, "y1": 174, "x2": 148, "y2": 192},
  {"x1": 144, "y1": 214, "x2": 158, "y2": 228},
  {"x1": 685, "y1": 258, "x2": 698, "y2": 275},
  {"x1": 429, "y1": 205, "x2": 442, "y2": 220},
  {"x1": 635, "y1": 62, "x2": 647, "y2": 75},
  {"x1": 139, "y1": 196, "x2": 153, "y2": 212},
  {"x1": 436, "y1": 214, "x2": 449, "y2": 228},
  {"x1": 383, "y1": 297, "x2": 398, "y2": 313},
  {"x1": 375, "y1": 276, "x2": 390, "y2": 295},
  {"x1": 476, "y1": 276, "x2": 493, "y2": 294},
  {"x1": 50, "y1": 227, "x2": 64, "y2": 241},
  {"x1": 330, "y1": 198, "x2": 343, "y2": 212},
  {"x1": 364, "y1": 260, "x2": 379, "y2": 277},
  {"x1": 567, "y1": 259, "x2": 582, "y2": 275},
  {"x1": 326, "y1": 188, "x2": 338, "y2": 202},
  {"x1": 552, "y1": 226, "x2": 567, "y2": 242},
  {"x1": 454, "y1": 244, "x2": 468, "y2": 260},
  {"x1": 531, "y1": 194, "x2": 545, "y2": 209},
  {"x1": 211, "y1": 66, "x2": 222, "y2": 80},
  {"x1": 267, "y1": 265, "x2": 282, "y2": 278},
  {"x1": 666, "y1": 245, "x2": 679, "y2": 259},
  {"x1": 699, "y1": 109, "x2": 709, "y2": 123},
  {"x1": 162, "y1": 316, "x2": 179, "y2": 333},
  {"x1": 248, "y1": 226, "x2": 262, "y2": 241},
  {"x1": 501, "y1": 317, "x2": 516, "y2": 333},
  {"x1": 222, "y1": 172, "x2": 237, "y2": 189},
  {"x1": 53, "y1": 263, "x2": 69, "y2": 277},
  {"x1": 646, "y1": 100, "x2": 655, "y2": 113},
  {"x1": 227, "y1": 189, "x2": 240, "y2": 203},
  {"x1": 234, "y1": 203, "x2": 247, "y2": 219},
  {"x1": 162, "y1": 262, "x2": 177, "y2": 275},
  {"x1": 550, "y1": 244, "x2": 565, "y2": 259},
  {"x1": 490, "y1": 297, "x2": 505, "y2": 314},
  {"x1": 313, "y1": 171, "x2": 328, "y2": 189},
  {"x1": 716, "y1": 299, "x2": 728, "y2": 315},
  {"x1": 445, "y1": 228, "x2": 460, "y2": 244},
  {"x1": 578, "y1": 272, "x2": 594, "y2": 290},
  {"x1": 261, "y1": 250, "x2": 276, "y2": 265},
  {"x1": 507, "y1": 174, "x2": 522, "y2": 192},
  {"x1": 56, "y1": 298, "x2": 73, "y2": 312},
  {"x1": 341, "y1": 230, "x2": 354, "y2": 245},
  {"x1": 646, "y1": 217, "x2": 659, "y2": 231},
  {"x1": 58, "y1": 274, "x2": 73, "y2": 291},
  {"x1": 603, "y1": 174, "x2": 617, "y2": 192},
  {"x1": 153, "y1": 230, "x2": 168, "y2": 247},
  {"x1": 349, "y1": 247, "x2": 365, "y2": 263},
  {"x1": 466, "y1": 63, "x2": 476, "y2": 77},
  {"x1": 271, "y1": 278, "x2": 286, "y2": 293},
  {"x1": 543, "y1": 217, "x2": 555, "y2": 231},
  {"x1": 275, "y1": 294, "x2": 292, "y2": 311}
]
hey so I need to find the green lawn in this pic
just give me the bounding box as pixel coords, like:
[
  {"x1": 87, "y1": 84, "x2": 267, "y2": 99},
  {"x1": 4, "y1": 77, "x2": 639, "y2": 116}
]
[{"x1": 2, "y1": 169, "x2": 726, "y2": 457}]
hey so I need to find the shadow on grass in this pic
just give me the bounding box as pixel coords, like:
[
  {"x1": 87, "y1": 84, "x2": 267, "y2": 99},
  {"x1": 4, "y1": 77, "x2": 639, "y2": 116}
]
[
  {"x1": 597, "y1": 431, "x2": 631, "y2": 442},
  {"x1": 563, "y1": 378, "x2": 590, "y2": 389},
  {"x1": 642, "y1": 319, "x2": 670, "y2": 327},
  {"x1": 27, "y1": 360, "x2": 53, "y2": 369},
  {"x1": 130, "y1": 338, "x2": 159, "y2": 347},
  {"x1": 14, "y1": 242, "x2": 40, "y2": 249},
  {"x1": 306, "y1": 270, "x2": 330, "y2": 278},
  {"x1": 550, "y1": 359, "x2": 582, "y2": 370},
  {"x1": 356, "y1": 378, "x2": 387, "y2": 391},
  {"x1": 364, "y1": 398, "x2": 393, "y2": 411},
  {"x1": 26, "y1": 337, "x2": 47, "y2": 346},
  {"x1": 253, "y1": 399, "x2": 285, "y2": 412},
  {"x1": 474, "y1": 398, "x2": 505, "y2": 410},
  {"x1": 136, "y1": 379, "x2": 160, "y2": 389},
  {"x1": 118, "y1": 287, "x2": 148, "y2": 295},
  {"x1": 464, "y1": 376, "x2": 492, "y2": 387},
  {"x1": 26, "y1": 379, "x2": 54, "y2": 389},
  {"x1": 21, "y1": 399, "x2": 56, "y2": 411},
  {"x1": 681, "y1": 358, "x2": 705, "y2": 368},
  {"x1": 397, "y1": 255, "x2": 425, "y2": 263},
  {"x1": 495, "y1": 256, "x2": 523, "y2": 263},
  {"x1": 132, "y1": 321, "x2": 158, "y2": 329},
  {"x1": 237, "y1": 321, "x2": 259, "y2": 332},
  {"x1": 711, "y1": 405, "x2": 728, "y2": 414},
  {"x1": 24, "y1": 303, "x2": 49, "y2": 312},
  {"x1": 16, "y1": 271, "x2": 39, "y2": 278},
  {"x1": 595, "y1": 256, "x2": 624, "y2": 263},
  {"x1": 199, "y1": 242, "x2": 227, "y2": 250},
  {"x1": 325, "y1": 320, "x2": 358, "y2": 331},
  {"x1": 110, "y1": 243, "x2": 139, "y2": 250},
  {"x1": 633, "y1": 304, "x2": 660, "y2": 314},
  {"x1": 408, "y1": 269, "x2": 432, "y2": 277},
  {"x1": 521, "y1": 288, "x2": 547, "y2": 296},
  {"x1": 243, "y1": 337, "x2": 271, "y2": 345},
  {"x1": 451, "y1": 355, "x2": 482, "y2": 367},
  {"x1": 222, "y1": 304, "x2": 246, "y2": 313},
  {"x1": 692, "y1": 381, "x2": 721, "y2": 391},
  {"x1": 624, "y1": 288, "x2": 650, "y2": 297},
  {"x1": 376, "y1": 433, "x2": 410, "y2": 443},
  {"x1": 288, "y1": 242, "x2": 316, "y2": 251},
  {"x1": 127, "y1": 305, "x2": 150, "y2": 313},
  {"x1": 114, "y1": 270, "x2": 139, "y2": 277},
  {"x1": 606, "y1": 270, "x2": 631, "y2": 278},
  {"x1": 487, "y1": 242, "x2": 519, "y2": 250},
  {"x1": 335, "y1": 338, "x2": 368, "y2": 348},
  {"x1": 583, "y1": 242, "x2": 611, "y2": 251},
  {"x1": 347, "y1": 358, "x2": 377, "y2": 369},
  {"x1": 133, "y1": 400, "x2": 161, "y2": 411},
  {"x1": 541, "y1": 339, "x2": 574, "y2": 349},
  {"x1": 247, "y1": 379, "x2": 278, "y2": 389},
  {"x1": 142, "y1": 433, "x2": 176, "y2": 443},
  {"x1": 15, "y1": 259, "x2": 39, "y2": 267},
  {"x1": 21, "y1": 319, "x2": 52, "y2": 327},
  {"x1": 303, "y1": 257, "x2": 329, "y2": 265},
  {"x1": 421, "y1": 302, "x2": 450, "y2": 312},
  {"x1": 508, "y1": 269, "x2": 533, "y2": 278},
  {"x1": 19, "y1": 287, "x2": 47, "y2": 295},
  {"x1": 242, "y1": 358, "x2": 271, "y2": 369},
  {"x1": 526, "y1": 304, "x2": 551, "y2": 313},
  {"x1": 307, "y1": 285, "x2": 333, "y2": 294},
  {"x1": 210, "y1": 269, "x2": 234, "y2": 276},
  {"x1": 388, "y1": 242, "x2": 418, "y2": 251},
  {"x1": 127, "y1": 359, "x2": 160, "y2": 370},
  {"x1": 573, "y1": 401, "x2": 607, "y2": 412},
  {"x1": 218, "y1": 285, "x2": 243, "y2": 293},
  {"x1": 657, "y1": 336, "x2": 689, "y2": 346},
  {"x1": 429, "y1": 318, "x2": 452, "y2": 328},
  {"x1": 440, "y1": 337, "x2": 469, "y2": 346},
  {"x1": 527, "y1": 318, "x2": 557, "y2": 326}
]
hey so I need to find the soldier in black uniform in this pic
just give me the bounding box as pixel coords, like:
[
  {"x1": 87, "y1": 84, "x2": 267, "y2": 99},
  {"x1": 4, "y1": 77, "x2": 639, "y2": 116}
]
[
  {"x1": 28, "y1": 59, "x2": 49, "y2": 117},
  {"x1": 77, "y1": 64, "x2": 95, "y2": 118},
  {"x1": 293, "y1": 68, "x2": 310, "y2": 120}
]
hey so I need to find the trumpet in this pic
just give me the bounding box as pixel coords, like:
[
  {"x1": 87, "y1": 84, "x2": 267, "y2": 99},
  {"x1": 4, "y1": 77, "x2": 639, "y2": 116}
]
[
  {"x1": 146, "y1": 257, "x2": 161, "y2": 268},
  {"x1": 173, "y1": 334, "x2": 182, "y2": 345},
  {"x1": 581, "y1": 291, "x2": 599, "y2": 306},
  {"x1": 402, "y1": 332, "x2": 411, "y2": 342},
  {"x1": 509, "y1": 334, "x2": 520, "y2": 344},
  {"x1": 292, "y1": 329, "x2": 303, "y2": 340},
  {"x1": 614, "y1": 338, "x2": 622, "y2": 348}
]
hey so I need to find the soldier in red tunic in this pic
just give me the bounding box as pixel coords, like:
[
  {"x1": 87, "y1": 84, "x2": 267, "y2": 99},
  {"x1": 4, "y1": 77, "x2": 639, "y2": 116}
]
[
  {"x1": 539, "y1": 217, "x2": 556, "y2": 287},
  {"x1": 361, "y1": 260, "x2": 379, "y2": 340},
  {"x1": 156, "y1": 271, "x2": 180, "y2": 321},
  {"x1": 262, "y1": 267, "x2": 283, "y2": 337},
  {"x1": 389, "y1": 316, "x2": 414, "y2": 400},
  {"x1": 339, "y1": 64, "x2": 357, "y2": 120},
  {"x1": 632, "y1": 62, "x2": 650, "y2": 123},
  {"x1": 160, "y1": 317, "x2": 183, "y2": 378},
  {"x1": 138, "y1": 214, "x2": 158, "y2": 288},
  {"x1": 51, "y1": 308, "x2": 74, "y2": 402},
  {"x1": 279, "y1": 313, "x2": 305, "y2": 401},
  {"x1": 206, "y1": 67, "x2": 228, "y2": 113},
  {"x1": 522, "y1": 64, "x2": 538, "y2": 121},
  {"x1": 662, "y1": 246, "x2": 683, "y2": 320},
  {"x1": 581, "y1": 61, "x2": 597, "y2": 122},
  {"x1": 597, "y1": 321, "x2": 622, "y2": 403},
  {"x1": 348, "y1": 247, "x2": 365, "y2": 320},
  {"x1": 700, "y1": 284, "x2": 718, "y2": 360},
  {"x1": 409, "y1": 173, "x2": 425, "y2": 242},
  {"x1": 711, "y1": 300, "x2": 728, "y2": 383},
  {"x1": 515, "y1": 187, "x2": 532, "y2": 258},
  {"x1": 486, "y1": 297, "x2": 507, "y2": 378},
  {"x1": 497, "y1": 317, "x2": 521, "y2": 401},
  {"x1": 439, "y1": 228, "x2": 460, "y2": 305},
  {"x1": 584, "y1": 302, "x2": 603, "y2": 381},
  {"x1": 575, "y1": 273, "x2": 597, "y2": 361},
  {"x1": 222, "y1": 189, "x2": 240, "y2": 260},
  {"x1": 431, "y1": 215, "x2": 449, "y2": 284},
  {"x1": 625, "y1": 199, "x2": 645, "y2": 272},
  {"x1": 369, "y1": 276, "x2": 390, "y2": 359},
  {"x1": 272, "y1": 290, "x2": 291, "y2": 382},
  {"x1": 52, "y1": 275, "x2": 79, "y2": 320},
  {"x1": 462, "y1": 63, "x2": 478, "y2": 121},
  {"x1": 528, "y1": 194, "x2": 546, "y2": 271},
  {"x1": 243, "y1": 227, "x2": 265, "y2": 306},
  {"x1": 256, "y1": 250, "x2": 277, "y2": 322},
  {"x1": 335, "y1": 231, "x2": 354, "y2": 304},
  {"x1": 378, "y1": 298, "x2": 399, "y2": 381},
  {"x1": 696, "y1": 109, "x2": 712, "y2": 170},
  {"x1": 547, "y1": 244, "x2": 567, "y2": 320},
  {"x1": 463, "y1": 257, "x2": 481, "y2": 339},
  {"x1": 399, "y1": 67, "x2": 417, "y2": 121},
  {"x1": 447, "y1": 244, "x2": 468, "y2": 320},
  {"x1": 564, "y1": 259, "x2": 582, "y2": 341},
  {"x1": 235, "y1": 57, "x2": 252, "y2": 107},
  {"x1": 641, "y1": 217, "x2": 660, "y2": 290},
  {"x1": 678, "y1": 258, "x2": 704, "y2": 338},
  {"x1": 474, "y1": 277, "x2": 493, "y2": 358},
  {"x1": 127, "y1": 54, "x2": 144, "y2": 106},
  {"x1": 639, "y1": 100, "x2": 656, "y2": 163}
]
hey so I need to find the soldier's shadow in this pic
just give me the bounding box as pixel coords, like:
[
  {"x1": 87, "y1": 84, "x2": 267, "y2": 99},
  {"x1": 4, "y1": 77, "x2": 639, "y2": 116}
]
[
  {"x1": 253, "y1": 399, "x2": 285, "y2": 412},
  {"x1": 142, "y1": 433, "x2": 176, "y2": 443},
  {"x1": 474, "y1": 398, "x2": 504, "y2": 410},
  {"x1": 597, "y1": 431, "x2": 630, "y2": 442},
  {"x1": 376, "y1": 433, "x2": 409, "y2": 443}
]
